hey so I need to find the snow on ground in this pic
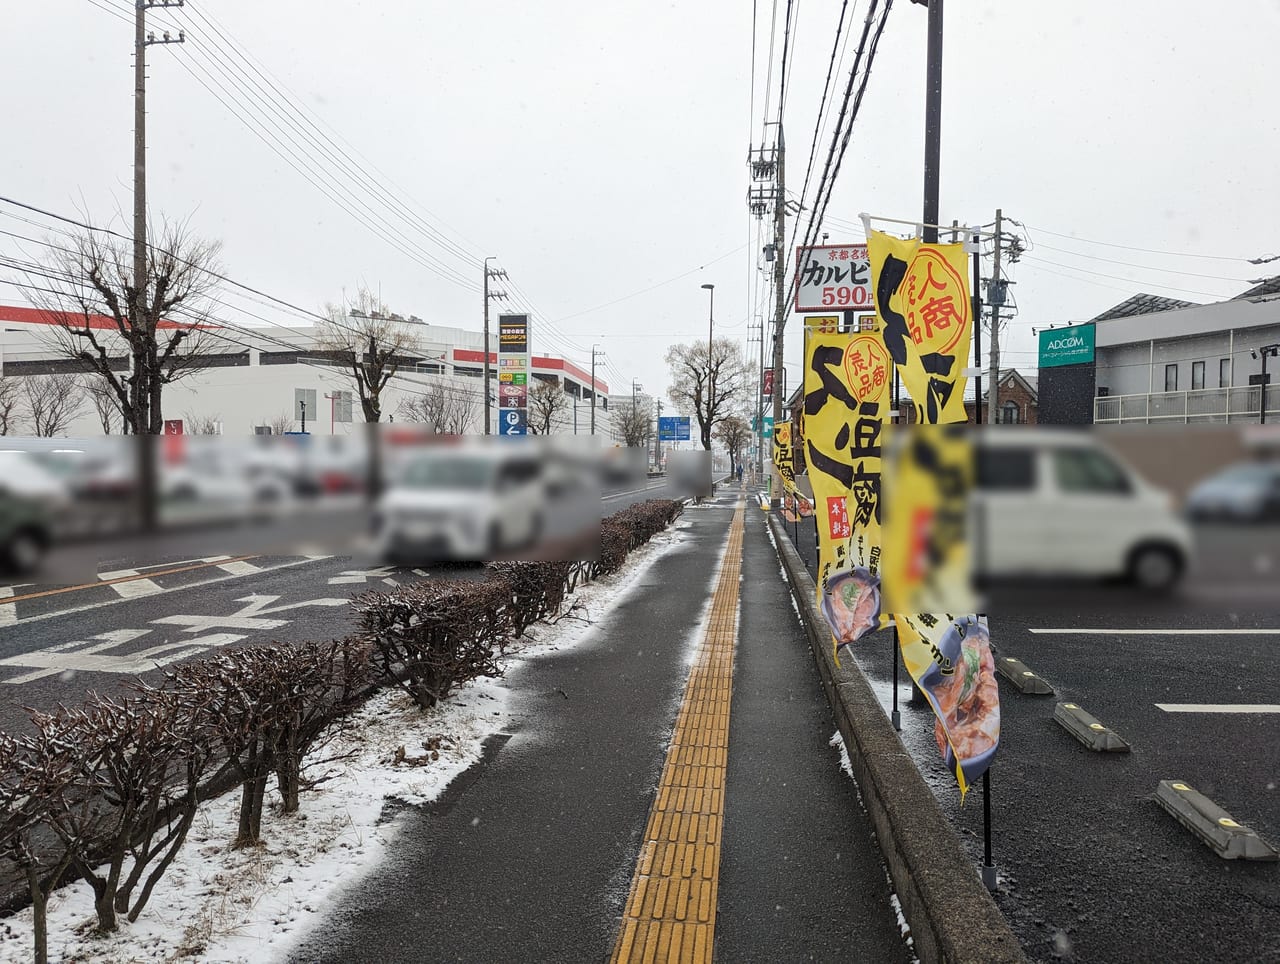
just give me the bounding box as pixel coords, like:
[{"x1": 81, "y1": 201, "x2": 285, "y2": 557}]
[{"x1": 0, "y1": 526, "x2": 687, "y2": 964}]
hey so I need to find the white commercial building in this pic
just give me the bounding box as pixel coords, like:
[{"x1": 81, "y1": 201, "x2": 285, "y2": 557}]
[{"x1": 0, "y1": 305, "x2": 615, "y2": 438}]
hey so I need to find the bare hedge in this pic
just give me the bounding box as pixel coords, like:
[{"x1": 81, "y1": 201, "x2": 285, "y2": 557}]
[{"x1": 0, "y1": 498, "x2": 683, "y2": 960}]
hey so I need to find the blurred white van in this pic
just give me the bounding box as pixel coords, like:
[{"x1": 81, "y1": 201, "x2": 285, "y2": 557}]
[{"x1": 973, "y1": 429, "x2": 1193, "y2": 590}]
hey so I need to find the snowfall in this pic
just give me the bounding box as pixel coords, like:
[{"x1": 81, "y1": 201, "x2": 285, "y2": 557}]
[{"x1": 0, "y1": 523, "x2": 689, "y2": 964}]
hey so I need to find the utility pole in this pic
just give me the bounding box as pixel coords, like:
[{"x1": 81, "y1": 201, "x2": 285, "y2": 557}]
[
  {"x1": 771, "y1": 125, "x2": 787, "y2": 506},
  {"x1": 482, "y1": 258, "x2": 508, "y2": 435},
  {"x1": 134, "y1": 0, "x2": 183, "y2": 530},
  {"x1": 756, "y1": 319, "x2": 766, "y2": 479},
  {"x1": 701, "y1": 284, "x2": 715, "y2": 450},
  {"x1": 654, "y1": 398, "x2": 663, "y2": 469},
  {"x1": 590, "y1": 344, "x2": 601, "y2": 436},
  {"x1": 920, "y1": 0, "x2": 944, "y2": 244},
  {"x1": 987, "y1": 208, "x2": 1003, "y2": 424}
]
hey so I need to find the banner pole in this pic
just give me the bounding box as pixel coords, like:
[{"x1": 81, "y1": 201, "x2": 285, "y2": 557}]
[
  {"x1": 891, "y1": 623, "x2": 902, "y2": 731},
  {"x1": 981, "y1": 768, "x2": 997, "y2": 891}
]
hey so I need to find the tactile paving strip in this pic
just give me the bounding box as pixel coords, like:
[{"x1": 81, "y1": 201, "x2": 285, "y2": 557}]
[{"x1": 610, "y1": 502, "x2": 745, "y2": 964}]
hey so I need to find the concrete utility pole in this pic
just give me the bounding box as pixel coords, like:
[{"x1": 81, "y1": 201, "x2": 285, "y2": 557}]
[
  {"x1": 482, "y1": 259, "x2": 508, "y2": 435},
  {"x1": 920, "y1": 0, "x2": 944, "y2": 245},
  {"x1": 756, "y1": 319, "x2": 766, "y2": 478},
  {"x1": 590, "y1": 344, "x2": 601, "y2": 436},
  {"x1": 134, "y1": 0, "x2": 183, "y2": 530},
  {"x1": 770, "y1": 126, "x2": 787, "y2": 506},
  {"x1": 987, "y1": 208, "x2": 1003, "y2": 424},
  {"x1": 701, "y1": 283, "x2": 715, "y2": 450},
  {"x1": 654, "y1": 398, "x2": 663, "y2": 469}
]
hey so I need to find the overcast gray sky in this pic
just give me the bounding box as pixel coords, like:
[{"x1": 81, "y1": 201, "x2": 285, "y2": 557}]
[{"x1": 4, "y1": 1, "x2": 1278, "y2": 409}]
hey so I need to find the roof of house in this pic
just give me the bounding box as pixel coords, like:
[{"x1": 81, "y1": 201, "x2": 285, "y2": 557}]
[{"x1": 1091, "y1": 293, "x2": 1199, "y2": 321}]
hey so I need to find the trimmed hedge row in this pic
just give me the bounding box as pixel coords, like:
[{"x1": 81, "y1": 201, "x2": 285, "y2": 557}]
[{"x1": 0, "y1": 498, "x2": 683, "y2": 963}]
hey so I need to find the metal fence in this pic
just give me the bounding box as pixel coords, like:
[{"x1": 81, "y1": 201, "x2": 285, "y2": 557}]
[{"x1": 1094, "y1": 385, "x2": 1277, "y2": 424}]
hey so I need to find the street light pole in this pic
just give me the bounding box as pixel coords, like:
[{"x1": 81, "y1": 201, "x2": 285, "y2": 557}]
[{"x1": 701, "y1": 283, "x2": 714, "y2": 451}]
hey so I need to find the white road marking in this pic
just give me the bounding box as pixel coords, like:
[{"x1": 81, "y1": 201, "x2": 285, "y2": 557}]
[
  {"x1": 1028, "y1": 628, "x2": 1280, "y2": 635},
  {"x1": 382, "y1": 577, "x2": 400, "y2": 587},
  {"x1": 98, "y1": 568, "x2": 165, "y2": 599},
  {"x1": 327, "y1": 566, "x2": 395, "y2": 586},
  {"x1": 152, "y1": 594, "x2": 348, "y2": 634},
  {"x1": 0, "y1": 556, "x2": 333, "y2": 629},
  {"x1": 1156, "y1": 704, "x2": 1280, "y2": 714},
  {"x1": 0, "y1": 586, "x2": 16, "y2": 628},
  {"x1": 215, "y1": 560, "x2": 262, "y2": 576},
  {"x1": 0, "y1": 629, "x2": 245, "y2": 684}
]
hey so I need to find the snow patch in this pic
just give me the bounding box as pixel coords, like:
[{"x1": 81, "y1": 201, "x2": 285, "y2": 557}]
[{"x1": 0, "y1": 526, "x2": 689, "y2": 964}]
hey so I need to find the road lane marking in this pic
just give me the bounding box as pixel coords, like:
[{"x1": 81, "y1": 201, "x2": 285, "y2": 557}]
[
  {"x1": 0, "y1": 556, "x2": 332, "y2": 629},
  {"x1": 1029, "y1": 628, "x2": 1280, "y2": 635},
  {"x1": 0, "y1": 555, "x2": 261, "y2": 608},
  {"x1": 0, "y1": 587, "x2": 15, "y2": 628},
  {"x1": 98, "y1": 568, "x2": 165, "y2": 599},
  {"x1": 151, "y1": 595, "x2": 348, "y2": 633},
  {"x1": 1156, "y1": 704, "x2": 1280, "y2": 714},
  {"x1": 0, "y1": 630, "x2": 247, "y2": 685},
  {"x1": 610, "y1": 500, "x2": 743, "y2": 964}
]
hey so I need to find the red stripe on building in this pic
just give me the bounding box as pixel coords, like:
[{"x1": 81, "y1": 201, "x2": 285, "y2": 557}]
[
  {"x1": 451, "y1": 348, "x2": 607, "y2": 394},
  {"x1": 0, "y1": 304, "x2": 202, "y2": 331}
]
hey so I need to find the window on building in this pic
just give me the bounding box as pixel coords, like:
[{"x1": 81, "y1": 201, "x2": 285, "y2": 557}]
[
  {"x1": 1164, "y1": 364, "x2": 1178, "y2": 392},
  {"x1": 1097, "y1": 386, "x2": 1111, "y2": 397},
  {"x1": 1220, "y1": 358, "x2": 1231, "y2": 388},
  {"x1": 294, "y1": 388, "x2": 317, "y2": 426},
  {"x1": 1001, "y1": 401, "x2": 1021, "y2": 424},
  {"x1": 1191, "y1": 360, "x2": 1205, "y2": 390}
]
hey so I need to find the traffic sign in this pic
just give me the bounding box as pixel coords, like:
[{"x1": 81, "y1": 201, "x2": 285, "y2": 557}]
[
  {"x1": 658, "y1": 416, "x2": 691, "y2": 441},
  {"x1": 502, "y1": 409, "x2": 528, "y2": 436}
]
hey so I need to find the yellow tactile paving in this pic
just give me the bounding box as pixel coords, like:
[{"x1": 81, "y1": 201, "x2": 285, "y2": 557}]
[{"x1": 610, "y1": 501, "x2": 745, "y2": 964}]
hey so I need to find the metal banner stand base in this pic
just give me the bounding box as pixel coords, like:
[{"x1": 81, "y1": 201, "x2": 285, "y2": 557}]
[
  {"x1": 981, "y1": 767, "x2": 997, "y2": 891},
  {"x1": 890, "y1": 623, "x2": 902, "y2": 731}
]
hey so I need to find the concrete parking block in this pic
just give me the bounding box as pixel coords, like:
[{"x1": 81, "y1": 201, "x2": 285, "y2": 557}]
[
  {"x1": 995, "y1": 656, "x2": 1054, "y2": 695},
  {"x1": 1054, "y1": 702, "x2": 1131, "y2": 752},
  {"x1": 1155, "y1": 780, "x2": 1279, "y2": 861}
]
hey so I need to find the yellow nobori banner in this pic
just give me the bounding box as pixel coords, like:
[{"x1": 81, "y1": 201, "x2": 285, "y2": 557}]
[
  {"x1": 867, "y1": 231, "x2": 973, "y2": 425},
  {"x1": 803, "y1": 327, "x2": 893, "y2": 658}
]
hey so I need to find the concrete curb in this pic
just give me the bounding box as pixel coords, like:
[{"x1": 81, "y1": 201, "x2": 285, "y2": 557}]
[{"x1": 767, "y1": 513, "x2": 1026, "y2": 964}]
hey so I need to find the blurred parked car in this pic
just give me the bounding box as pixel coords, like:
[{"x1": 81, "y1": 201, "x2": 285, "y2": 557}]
[
  {"x1": 974, "y1": 429, "x2": 1193, "y2": 591},
  {"x1": 372, "y1": 448, "x2": 545, "y2": 563},
  {"x1": 1184, "y1": 461, "x2": 1280, "y2": 523},
  {"x1": 0, "y1": 451, "x2": 69, "y2": 574}
]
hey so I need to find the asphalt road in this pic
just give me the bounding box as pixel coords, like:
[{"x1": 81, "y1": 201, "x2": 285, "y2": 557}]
[
  {"x1": 0, "y1": 479, "x2": 675, "y2": 736},
  {"x1": 774, "y1": 506, "x2": 1280, "y2": 963}
]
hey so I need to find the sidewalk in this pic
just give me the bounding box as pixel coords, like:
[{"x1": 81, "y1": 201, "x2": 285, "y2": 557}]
[{"x1": 287, "y1": 492, "x2": 909, "y2": 963}]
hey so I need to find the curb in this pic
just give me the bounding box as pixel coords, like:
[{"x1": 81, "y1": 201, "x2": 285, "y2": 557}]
[{"x1": 767, "y1": 513, "x2": 1026, "y2": 964}]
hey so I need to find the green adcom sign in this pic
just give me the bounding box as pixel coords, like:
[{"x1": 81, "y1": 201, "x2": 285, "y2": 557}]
[{"x1": 1038, "y1": 323, "x2": 1095, "y2": 368}]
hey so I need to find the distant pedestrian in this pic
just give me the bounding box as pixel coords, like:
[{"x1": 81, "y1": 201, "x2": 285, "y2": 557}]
[{"x1": 736, "y1": 464, "x2": 744, "y2": 484}]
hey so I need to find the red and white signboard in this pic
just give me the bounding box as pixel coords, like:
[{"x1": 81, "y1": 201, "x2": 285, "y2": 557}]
[
  {"x1": 163, "y1": 419, "x2": 184, "y2": 435},
  {"x1": 762, "y1": 368, "x2": 775, "y2": 397},
  {"x1": 794, "y1": 244, "x2": 872, "y2": 312}
]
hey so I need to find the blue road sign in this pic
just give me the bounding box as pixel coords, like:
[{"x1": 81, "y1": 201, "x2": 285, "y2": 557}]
[
  {"x1": 658, "y1": 416, "x2": 691, "y2": 441},
  {"x1": 501, "y1": 409, "x2": 528, "y2": 436}
]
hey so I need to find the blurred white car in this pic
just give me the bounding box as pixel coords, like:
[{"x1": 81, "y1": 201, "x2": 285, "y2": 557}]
[
  {"x1": 372, "y1": 449, "x2": 545, "y2": 562},
  {"x1": 0, "y1": 451, "x2": 70, "y2": 573},
  {"x1": 974, "y1": 429, "x2": 1193, "y2": 590}
]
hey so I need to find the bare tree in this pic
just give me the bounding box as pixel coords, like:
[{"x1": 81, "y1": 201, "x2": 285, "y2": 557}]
[
  {"x1": 0, "y1": 375, "x2": 22, "y2": 435},
  {"x1": 182, "y1": 410, "x2": 222, "y2": 435},
  {"x1": 83, "y1": 376, "x2": 121, "y2": 434},
  {"x1": 23, "y1": 375, "x2": 85, "y2": 437},
  {"x1": 713, "y1": 414, "x2": 750, "y2": 475},
  {"x1": 614, "y1": 401, "x2": 651, "y2": 448},
  {"x1": 442, "y1": 385, "x2": 480, "y2": 434},
  {"x1": 317, "y1": 287, "x2": 423, "y2": 424},
  {"x1": 26, "y1": 220, "x2": 223, "y2": 437},
  {"x1": 264, "y1": 410, "x2": 294, "y2": 436},
  {"x1": 665, "y1": 337, "x2": 751, "y2": 450},
  {"x1": 527, "y1": 378, "x2": 568, "y2": 435},
  {"x1": 397, "y1": 382, "x2": 450, "y2": 432}
]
